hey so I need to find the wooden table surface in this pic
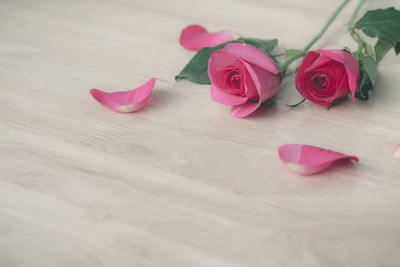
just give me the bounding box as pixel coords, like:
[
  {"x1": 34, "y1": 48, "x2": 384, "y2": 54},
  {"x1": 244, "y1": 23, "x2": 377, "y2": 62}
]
[{"x1": 1, "y1": 0, "x2": 400, "y2": 266}]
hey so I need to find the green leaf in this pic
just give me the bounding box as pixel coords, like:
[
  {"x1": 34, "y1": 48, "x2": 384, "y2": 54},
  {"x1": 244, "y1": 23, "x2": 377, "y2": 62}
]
[
  {"x1": 355, "y1": 53, "x2": 378, "y2": 100},
  {"x1": 175, "y1": 41, "x2": 234, "y2": 84},
  {"x1": 241, "y1": 38, "x2": 279, "y2": 64},
  {"x1": 175, "y1": 38, "x2": 278, "y2": 84},
  {"x1": 374, "y1": 40, "x2": 391, "y2": 63},
  {"x1": 395, "y1": 42, "x2": 400, "y2": 54},
  {"x1": 355, "y1": 7, "x2": 400, "y2": 57},
  {"x1": 360, "y1": 54, "x2": 377, "y2": 84},
  {"x1": 240, "y1": 38, "x2": 277, "y2": 55}
]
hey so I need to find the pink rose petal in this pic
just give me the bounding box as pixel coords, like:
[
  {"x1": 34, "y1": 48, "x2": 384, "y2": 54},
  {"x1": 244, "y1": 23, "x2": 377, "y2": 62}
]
[
  {"x1": 229, "y1": 60, "x2": 280, "y2": 118},
  {"x1": 317, "y1": 49, "x2": 360, "y2": 103},
  {"x1": 180, "y1": 24, "x2": 235, "y2": 51},
  {"x1": 222, "y1": 43, "x2": 280, "y2": 75},
  {"x1": 211, "y1": 84, "x2": 248, "y2": 106},
  {"x1": 393, "y1": 144, "x2": 400, "y2": 160},
  {"x1": 303, "y1": 55, "x2": 332, "y2": 73},
  {"x1": 90, "y1": 78, "x2": 156, "y2": 113},
  {"x1": 278, "y1": 144, "x2": 359, "y2": 175},
  {"x1": 231, "y1": 101, "x2": 260, "y2": 118}
]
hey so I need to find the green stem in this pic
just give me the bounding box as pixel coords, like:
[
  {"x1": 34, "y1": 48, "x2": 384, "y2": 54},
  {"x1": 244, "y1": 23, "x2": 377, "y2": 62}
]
[
  {"x1": 348, "y1": 0, "x2": 372, "y2": 57},
  {"x1": 348, "y1": 0, "x2": 366, "y2": 29},
  {"x1": 287, "y1": 98, "x2": 306, "y2": 108},
  {"x1": 279, "y1": 0, "x2": 351, "y2": 72},
  {"x1": 353, "y1": 31, "x2": 365, "y2": 54}
]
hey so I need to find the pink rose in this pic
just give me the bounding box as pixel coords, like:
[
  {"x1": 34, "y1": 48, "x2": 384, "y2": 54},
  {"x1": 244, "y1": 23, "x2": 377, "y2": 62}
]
[
  {"x1": 208, "y1": 43, "x2": 281, "y2": 118},
  {"x1": 295, "y1": 49, "x2": 360, "y2": 106}
]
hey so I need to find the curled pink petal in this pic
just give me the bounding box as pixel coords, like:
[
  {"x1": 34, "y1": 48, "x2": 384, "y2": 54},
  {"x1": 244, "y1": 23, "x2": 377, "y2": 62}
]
[
  {"x1": 231, "y1": 101, "x2": 260, "y2": 118},
  {"x1": 180, "y1": 24, "x2": 235, "y2": 51},
  {"x1": 211, "y1": 84, "x2": 248, "y2": 106},
  {"x1": 229, "y1": 60, "x2": 280, "y2": 118},
  {"x1": 90, "y1": 78, "x2": 156, "y2": 113},
  {"x1": 278, "y1": 144, "x2": 359, "y2": 175},
  {"x1": 393, "y1": 144, "x2": 400, "y2": 159},
  {"x1": 317, "y1": 49, "x2": 360, "y2": 103},
  {"x1": 222, "y1": 43, "x2": 280, "y2": 75}
]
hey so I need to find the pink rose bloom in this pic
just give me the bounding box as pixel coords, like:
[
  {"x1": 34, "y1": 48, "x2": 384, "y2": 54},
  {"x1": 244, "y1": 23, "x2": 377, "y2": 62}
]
[
  {"x1": 295, "y1": 49, "x2": 360, "y2": 106},
  {"x1": 208, "y1": 43, "x2": 281, "y2": 118}
]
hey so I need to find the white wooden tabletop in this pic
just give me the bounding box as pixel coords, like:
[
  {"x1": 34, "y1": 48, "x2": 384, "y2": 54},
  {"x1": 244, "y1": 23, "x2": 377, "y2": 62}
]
[{"x1": 1, "y1": 0, "x2": 400, "y2": 266}]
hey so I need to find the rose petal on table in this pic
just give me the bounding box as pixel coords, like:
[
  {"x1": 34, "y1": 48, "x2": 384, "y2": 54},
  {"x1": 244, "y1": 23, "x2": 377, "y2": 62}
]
[
  {"x1": 278, "y1": 144, "x2": 359, "y2": 175},
  {"x1": 179, "y1": 24, "x2": 235, "y2": 51},
  {"x1": 90, "y1": 78, "x2": 156, "y2": 113},
  {"x1": 393, "y1": 144, "x2": 400, "y2": 159}
]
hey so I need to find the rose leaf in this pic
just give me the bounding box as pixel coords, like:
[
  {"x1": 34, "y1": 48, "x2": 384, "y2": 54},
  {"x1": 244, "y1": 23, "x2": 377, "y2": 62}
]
[
  {"x1": 355, "y1": 7, "x2": 400, "y2": 59},
  {"x1": 241, "y1": 38, "x2": 278, "y2": 55},
  {"x1": 374, "y1": 40, "x2": 392, "y2": 63},
  {"x1": 395, "y1": 42, "x2": 400, "y2": 54},
  {"x1": 175, "y1": 41, "x2": 234, "y2": 84},
  {"x1": 355, "y1": 53, "x2": 377, "y2": 101}
]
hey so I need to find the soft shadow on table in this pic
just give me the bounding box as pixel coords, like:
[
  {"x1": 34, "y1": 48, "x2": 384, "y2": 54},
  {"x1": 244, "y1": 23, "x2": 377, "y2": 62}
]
[
  {"x1": 242, "y1": 101, "x2": 281, "y2": 120},
  {"x1": 142, "y1": 88, "x2": 175, "y2": 111},
  {"x1": 280, "y1": 159, "x2": 359, "y2": 180},
  {"x1": 281, "y1": 159, "x2": 359, "y2": 190},
  {"x1": 315, "y1": 159, "x2": 359, "y2": 177},
  {"x1": 300, "y1": 159, "x2": 359, "y2": 181}
]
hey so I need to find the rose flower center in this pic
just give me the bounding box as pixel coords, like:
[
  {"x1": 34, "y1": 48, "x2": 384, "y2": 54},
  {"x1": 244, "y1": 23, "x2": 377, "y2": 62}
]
[
  {"x1": 313, "y1": 74, "x2": 328, "y2": 89},
  {"x1": 223, "y1": 69, "x2": 244, "y2": 95},
  {"x1": 227, "y1": 71, "x2": 241, "y2": 89}
]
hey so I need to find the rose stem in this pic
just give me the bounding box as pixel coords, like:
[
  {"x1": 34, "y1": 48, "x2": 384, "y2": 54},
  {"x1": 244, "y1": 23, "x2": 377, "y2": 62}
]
[
  {"x1": 348, "y1": 0, "x2": 373, "y2": 57},
  {"x1": 279, "y1": 0, "x2": 351, "y2": 73}
]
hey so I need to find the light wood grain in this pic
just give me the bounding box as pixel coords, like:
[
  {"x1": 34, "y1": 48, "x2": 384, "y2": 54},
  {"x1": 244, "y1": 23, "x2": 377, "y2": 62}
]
[{"x1": 1, "y1": 0, "x2": 400, "y2": 266}]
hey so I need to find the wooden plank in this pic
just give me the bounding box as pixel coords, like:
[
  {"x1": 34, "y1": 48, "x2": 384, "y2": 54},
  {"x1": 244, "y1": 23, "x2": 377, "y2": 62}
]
[{"x1": 1, "y1": 0, "x2": 400, "y2": 266}]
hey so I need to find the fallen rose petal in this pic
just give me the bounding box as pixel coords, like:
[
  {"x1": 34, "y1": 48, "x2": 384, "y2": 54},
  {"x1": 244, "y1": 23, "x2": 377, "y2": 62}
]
[
  {"x1": 278, "y1": 144, "x2": 359, "y2": 175},
  {"x1": 393, "y1": 144, "x2": 400, "y2": 159},
  {"x1": 180, "y1": 24, "x2": 235, "y2": 51},
  {"x1": 90, "y1": 78, "x2": 156, "y2": 113}
]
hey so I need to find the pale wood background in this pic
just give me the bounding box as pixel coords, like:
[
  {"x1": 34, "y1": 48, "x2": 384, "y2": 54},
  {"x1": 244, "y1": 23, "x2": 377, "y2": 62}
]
[{"x1": 1, "y1": 0, "x2": 400, "y2": 266}]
